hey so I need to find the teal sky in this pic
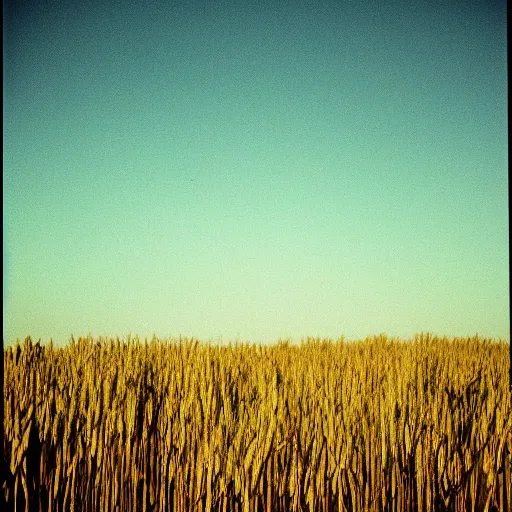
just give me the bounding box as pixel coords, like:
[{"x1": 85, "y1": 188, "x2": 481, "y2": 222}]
[{"x1": 3, "y1": 0, "x2": 509, "y2": 344}]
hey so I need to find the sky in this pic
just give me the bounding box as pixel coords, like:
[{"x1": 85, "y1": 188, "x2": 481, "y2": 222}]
[{"x1": 3, "y1": 0, "x2": 509, "y2": 345}]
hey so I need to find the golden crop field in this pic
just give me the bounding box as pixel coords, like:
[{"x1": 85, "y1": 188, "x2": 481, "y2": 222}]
[{"x1": 2, "y1": 334, "x2": 511, "y2": 512}]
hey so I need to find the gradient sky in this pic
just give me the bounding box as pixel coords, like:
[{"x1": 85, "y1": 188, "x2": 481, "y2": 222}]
[{"x1": 3, "y1": 0, "x2": 509, "y2": 345}]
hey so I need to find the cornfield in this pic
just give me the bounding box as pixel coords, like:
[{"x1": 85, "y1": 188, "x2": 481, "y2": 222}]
[{"x1": 2, "y1": 334, "x2": 511, "y2": 512}]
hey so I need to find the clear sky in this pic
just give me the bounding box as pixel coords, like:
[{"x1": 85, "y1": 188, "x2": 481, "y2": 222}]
[{"x1": 3, "y1": 0, "x2": 509, "y2": 345}]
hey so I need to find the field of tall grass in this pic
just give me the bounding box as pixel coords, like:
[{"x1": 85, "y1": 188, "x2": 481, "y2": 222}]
[{"x1": 2, "y1": 334, "x2": 511, "y2": 511}]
